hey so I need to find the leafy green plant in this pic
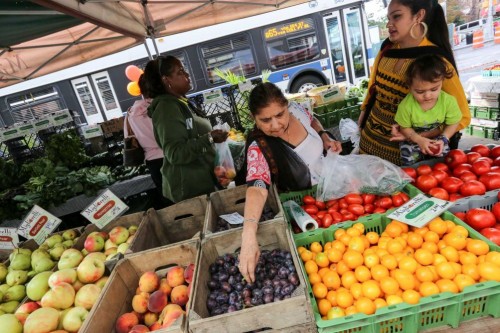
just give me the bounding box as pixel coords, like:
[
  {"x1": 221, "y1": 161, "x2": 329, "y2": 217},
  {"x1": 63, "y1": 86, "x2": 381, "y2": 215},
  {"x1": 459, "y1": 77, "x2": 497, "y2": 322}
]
[
  {"x1": 44, "y1": 130, "x2": 89, "y2": 170},
  {"x1": 213, "y1": 68, "x2": 246, "y2": 84},
  {"x1": 261, "y1": 69, "x2": 271, "y2": 82}
]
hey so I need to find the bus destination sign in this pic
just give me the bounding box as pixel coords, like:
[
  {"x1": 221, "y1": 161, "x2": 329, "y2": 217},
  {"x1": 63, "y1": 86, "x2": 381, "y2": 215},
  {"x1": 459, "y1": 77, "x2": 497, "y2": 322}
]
[{"x1": 264, "y1": 20, "x2": 312, "y2": 40}]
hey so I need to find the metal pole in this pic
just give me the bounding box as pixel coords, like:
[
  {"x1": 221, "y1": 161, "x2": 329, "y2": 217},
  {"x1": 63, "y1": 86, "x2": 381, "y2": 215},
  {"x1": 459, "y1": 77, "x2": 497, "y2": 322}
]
[{"x1": 485, "y1": 0, "x2": 494, "y2": 40}]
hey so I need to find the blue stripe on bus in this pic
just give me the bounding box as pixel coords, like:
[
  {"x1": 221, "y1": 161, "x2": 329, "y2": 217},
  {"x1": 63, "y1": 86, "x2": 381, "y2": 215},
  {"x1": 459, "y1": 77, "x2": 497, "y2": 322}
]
[{"x1": 267, "y1": 58, "x2": 331, "y2": 83}]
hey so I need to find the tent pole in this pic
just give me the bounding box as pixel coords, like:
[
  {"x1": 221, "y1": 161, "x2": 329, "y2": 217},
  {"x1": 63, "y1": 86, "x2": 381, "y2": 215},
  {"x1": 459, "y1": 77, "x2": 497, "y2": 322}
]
[
  {"x1": 141, "y1": 1, "x2": 161, "y2": 57},
  {"x1": 143, "y1": 40, "x2": 153, "y2": 60}
]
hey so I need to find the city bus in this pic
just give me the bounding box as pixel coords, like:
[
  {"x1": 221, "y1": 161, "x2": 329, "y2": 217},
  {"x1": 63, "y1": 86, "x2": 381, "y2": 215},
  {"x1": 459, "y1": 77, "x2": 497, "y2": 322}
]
[{"x1": 0, "y1": 0, "x2": 374, "y2": 126}]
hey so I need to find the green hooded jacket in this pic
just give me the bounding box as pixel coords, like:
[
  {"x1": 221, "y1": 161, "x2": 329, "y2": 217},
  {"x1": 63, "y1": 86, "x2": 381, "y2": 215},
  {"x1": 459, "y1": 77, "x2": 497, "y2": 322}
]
[{"x1": 148, "y1": 94, "x2": 216, "y2": 202}]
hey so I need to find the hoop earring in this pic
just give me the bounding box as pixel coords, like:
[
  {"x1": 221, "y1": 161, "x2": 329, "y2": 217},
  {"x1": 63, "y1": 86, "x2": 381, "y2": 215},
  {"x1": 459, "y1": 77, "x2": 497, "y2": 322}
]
[{"x1": 410, "y1": 22, "x2": 428, "y2": 40}]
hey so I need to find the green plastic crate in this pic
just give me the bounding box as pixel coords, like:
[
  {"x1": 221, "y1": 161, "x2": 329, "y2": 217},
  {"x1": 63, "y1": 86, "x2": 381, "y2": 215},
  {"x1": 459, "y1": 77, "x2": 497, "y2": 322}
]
[
  {"x1": 293, "y1": 212, "x2": 500, "y2": 333},
  {"x1": 467, "y1": 125, "x2": 496, "y2": 139},
  {"x1": 473, "y1": 106, "x2": 500, "y2": 120}
]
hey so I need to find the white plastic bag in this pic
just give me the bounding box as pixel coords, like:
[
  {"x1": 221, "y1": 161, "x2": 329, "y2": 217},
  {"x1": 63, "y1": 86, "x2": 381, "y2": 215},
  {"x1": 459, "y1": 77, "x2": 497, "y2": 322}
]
[
  {"x1": 316, "y1": 152, "x2": 413, "y2": 201},
  {"x1": 339, "y1": 118, "x2": 360, "y2": 153},
  {"x1": 213, "y1": 121, "x2": 236, "y2": 187}
]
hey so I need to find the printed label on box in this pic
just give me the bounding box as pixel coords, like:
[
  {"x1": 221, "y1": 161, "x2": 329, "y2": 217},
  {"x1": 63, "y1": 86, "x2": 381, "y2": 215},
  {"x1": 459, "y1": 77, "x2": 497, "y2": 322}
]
[
  {"x1": 1, "y1": 125, "x2": 24, "y2": 141},
  {"x1": 387, "y1": 194, "x2": 454, "y2": 228},
  {"x1": 320, "y1": 86, "x2": 343, "y2": 104},
  {"x1": 51, "y1": 109, "x2": 73, "y2": 126},
  {"x1": 203, "y1": 89, "x2": 224, "y2": 104},
  {"x1": 81, "y1": 124, "x2": 104, "y2": 139},
  {"x1": 0, "y1": 228, "x2": 20, "y2": 250},
  {"x1": 81, "y1": 189, "x2": 129, "y2": 229},
  {"x1": 16, "y1": 121, "x2": 36, "y2": 136},
  {"x1": 33, "y1": 117, "x2": 54, "y2": 131},
  {"x1": 220, "y1": 212, "x2": 244, "y2": 225},
  {"x1": 17, "y1": 205, "x2": 62, "y2": 245}
]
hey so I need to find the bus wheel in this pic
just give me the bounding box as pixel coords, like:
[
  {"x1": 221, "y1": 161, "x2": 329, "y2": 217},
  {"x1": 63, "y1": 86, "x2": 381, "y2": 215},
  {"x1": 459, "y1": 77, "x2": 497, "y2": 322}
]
[{"x1": 290, "y1": 75, "x2": 324, "y2": 93}]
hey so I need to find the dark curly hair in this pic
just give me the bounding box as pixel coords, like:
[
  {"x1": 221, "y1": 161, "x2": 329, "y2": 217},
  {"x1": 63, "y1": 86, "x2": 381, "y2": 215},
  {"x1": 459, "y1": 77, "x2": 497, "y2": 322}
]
[
  {"x1": 248, "y1": 82, "x2": 288, "y2": 116},
  {"x1": 142, "y1": 55, "x2": 179, "y2": 98},
  {"x1": 406, "y1": 54, "x2": 453, "y2": 85}
]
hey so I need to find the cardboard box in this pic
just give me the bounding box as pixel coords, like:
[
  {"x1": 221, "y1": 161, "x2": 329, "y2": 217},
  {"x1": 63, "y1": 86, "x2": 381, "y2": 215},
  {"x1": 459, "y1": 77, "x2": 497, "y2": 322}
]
[
  {"x1": 132, "y1": 196, "x2": 207, "y2": 250},
  {"x1": 203, "y1": 184, "x2": 283, "y2": 237},
  {"x1": 80, "y1": 239, "x2": 199, "y2": 333},
  {"x1": 100, "y1": 116, "x2": 125, "y2": 135},
  {"x1": 188, "y1": 219, "x2": 313, "y2": 332}
]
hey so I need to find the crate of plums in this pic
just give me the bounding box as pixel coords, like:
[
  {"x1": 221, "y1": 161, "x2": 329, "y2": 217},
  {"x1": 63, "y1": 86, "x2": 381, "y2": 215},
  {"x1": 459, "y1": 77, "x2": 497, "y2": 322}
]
[
  {"x1": 203, "y1": 184, "x2": 284, "y2": 236},
  {"x1": 188, "y1": 219, "x2": 314, "y2": 332}
]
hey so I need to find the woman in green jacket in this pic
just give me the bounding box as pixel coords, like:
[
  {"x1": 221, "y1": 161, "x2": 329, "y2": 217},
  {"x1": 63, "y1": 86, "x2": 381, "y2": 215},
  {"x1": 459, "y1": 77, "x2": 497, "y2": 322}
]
[{"x1": 143, "y1": 55, "x2": 227, "y2": 203}]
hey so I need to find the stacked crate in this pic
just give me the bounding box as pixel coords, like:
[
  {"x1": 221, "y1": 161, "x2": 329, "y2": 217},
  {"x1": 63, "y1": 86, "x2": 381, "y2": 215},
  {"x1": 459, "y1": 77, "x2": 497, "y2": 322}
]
[{"x1": 467, "y1": 92, "x2": 500, "y2": 139}]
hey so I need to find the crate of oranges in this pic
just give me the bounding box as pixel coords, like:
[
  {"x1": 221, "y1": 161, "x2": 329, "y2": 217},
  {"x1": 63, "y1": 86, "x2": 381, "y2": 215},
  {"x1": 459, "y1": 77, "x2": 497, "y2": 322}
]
[{"x1": 294, "y1": 211, "x2": 500, "y2": 333}]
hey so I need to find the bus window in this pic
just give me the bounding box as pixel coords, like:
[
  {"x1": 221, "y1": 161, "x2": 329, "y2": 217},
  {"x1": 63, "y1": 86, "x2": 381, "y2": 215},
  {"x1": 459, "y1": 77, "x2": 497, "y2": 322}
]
[{"x1": 200, "y1": 34, "x2": 256, "y2": 85}]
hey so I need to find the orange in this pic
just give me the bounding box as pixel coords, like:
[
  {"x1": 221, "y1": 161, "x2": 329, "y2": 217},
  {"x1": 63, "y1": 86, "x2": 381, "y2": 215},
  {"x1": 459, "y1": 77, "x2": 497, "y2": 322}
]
[
  {"x1": 380, "y1": 254, "x2": 398, "y2": 270},
  {"x1": 305, "y1": 260, "x2": 319, "y2": 275},
  {"x1": 345, "y1": 306, "x2": 358, "y2": 316},
  {"x1": 379, "y1": 276, "x2": 400, "y2": 295},
  {"x1": 301, "y1": 250, "x2": 314, "y2": 262},
  {"x1": 308, "y1": 272, "x2": 322, "y2": 285},
  {"x1": 428, "y1": 217, "x2": 447, "y2": 236},
  {"x1": 338, "y1": 233, "x2": 352, "y2": 246},
  {"x1": 353, "y1": 222, "x2": 365, "y2": 233},
  {"x1": 336, "y1": 290, "x2": 354, "y2": 308},
  {"x1": 323, "y1": 270, "x2": 341, "y2": 290},
  {"x1": 316, "y1": 252, "x2": 330, "y2": 268},
  {"x1": 419, "y1": 281, "x2": 440, "y2": 297},
  {"x1": 386, "y1": 239, "x2": 404, "y2": 255},
  {"x1": 466, "y1": 239, "x2": 490, "y2": 256},
  {"x1": 407, "y1": 232, "x2": 424, "y2": 249},
  {"x1": 366, "y1": 232, "x2": 380, "y2": 245},
  {"x1": 346, "y1": 227, "x2": 362, "y2": 237},
  {"x1": 394, "y1": 236, "x2": 408, "y2": 248},
  {"x1": 362, "y1": 280, "x2": 381, "y2": 300},
  {"x1": 326, "y1": 306, "x2": 345, "y2": 320},
  {"x1": 459, "y1": 251, "x2": 478, "y2": 265},
  {"x1": 415, "y1": 266, "x2": 435, "y2": 283},
  {"x1": 386, "y1": 294, "x2": 403, "y2": 305},
  {"x1": 348, "y1": 236, "x2": 366, "y2": 253},
  {"x1": 421, "y1": 241, "x2": 438, "y2": 254},
  {"x1": 413, "y1": 226, "x2": 429, "y2": 236},
  {"x1": 355, "y1": 297, "x2": 376, "y2": 315},
  {"x1": 378, "y1": 236, "x2": 390, "y2": 250},
  {"x1": 354, "y1": 266, "x2": 372, "y2": 283},
  {"x1": 443, "y1": 232, "x2": 467, "y2": 250},
  {"x1": 453, "y1": 274, "x2": 476, "y2": 291},
  {"x1": 374, "y1": 298, "x2": 388, "y2": 309},
  {"x1": 341, "y1": 271, "x2": 357, "y2": 289},
  {"x1": 343, "y1": 250, "x2": 364, "y2": 269},
  {"x1": 376, "y1": 248, "x2": 389, "y2": 258},
  {"x1": 436, "y1": 262, "x2": 457, "y2": 280},
  {"x1": 485, "y1": 251, "x2": 500, "y2": 265},
  {"x1": 436, "y1": 279, "x2": 459, "y2": 293},
  {"x1": 415, "y1": 249, "x2": 434, "y2": 266},
  {"x1": 350, "y1": 282, "x2": 363, "y2": 300},
  {"x1": 433, "y1": 253, "x2": 448, "y2": 266},
  {"x1": 423, "y1": 231, "x2": 440, "y2": 243},
  {"x1": 326, "y1": 248, "x2": 343, "y2": 263},
  {"x1": 392, "y1": 220, "x2": 409, "y2": 233},
  {"x1": 326, "y1": 290, "x2": 337, "y2": 306},
  {"x1": 318, "y1": 298, "x2": 332, "y2": 316},
  {"x1": 437, "y1": 240, "x2": 447, "y2": 250},
  {"x1": 478, "y1": 254, "x2": 486, "y2": 264},
  {"x1": 393, "y1": 269, "x2": 416, "y2": 291},
  {"x1": 371, "y1": 264, "x2": 390, "y2": 281},
  {"x1": 402, "y1": 289, "x2": 421, "y2": 305},
  {"x1": 318, "y1": 267, "x2": 331, "y2": 278},
  {"x1": 324, "y1": 242, "x2": 333, "y2": 251},
  {"x1": 331, "y1": 240, "x2": 346, "y2": 253},
  {"x1": 445, "y1": 220, "x2": 456, "y2": 233},
  {"x1": 364, "y1": 253, "x2": 380, "y2": 268},
  {"x1": 478, "y1": 262, "x2": 500, "y2": 282},
  {"x1": 310, "y1": 241, "x2": 323, "y2": 253},
  {"x1": 450, "y1": 225, "x2": 469, "y2": 238},
  {"x1": 335, "y1": 260, "x2": 351, "y2": 276},
  {"x1": 450, "y1": 262, "x2": 462, "y2": 275},
  {"x1": 461, "y1": 263, "x2": 480, "y2": 281},
  {"x1": 297, "y1": 246, "x2": 307, "y2": 254},
  {"x1": 385, "y1": 222, "x2": 403, "y2": 238},
  {"x1": 312, "y1": 282, "x2": 328, "y2": 299},
  {"x1": 334, "y1": 228, "x2": 346, "y2": 240},
  {"x1": 440, "y1": 247, "x2": 459, "y2": 263},
  {"x1": 427, "y1": 265, "x2": 439, "y2": 282},
  {"x1": 398, "y1": 256, "x2": 418, "y2": 273}
]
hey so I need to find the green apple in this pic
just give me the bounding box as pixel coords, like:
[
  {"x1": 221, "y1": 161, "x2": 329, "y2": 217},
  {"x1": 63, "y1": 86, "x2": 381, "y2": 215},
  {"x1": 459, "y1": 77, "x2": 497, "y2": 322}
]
[
  {"x1": 58, "y1": 249, "x2": 84, "y2": 270},
  {"x1": 40, "y1": 282, "x2": 75, "y2": 310},
  {"x1": 23, "y1": 307, "x2": 60, "y2": 333},
  {"x1": 95, "y1": 276, "x2": 109, "y2": 289},
  {"x1": 3, "y1": 285, "x2": 26, "y2": 302},
  {"x1": 62, "y1": 306, "x2": 88, "y2": 332},
  {"x1": 0, "y1": 314, "x2": 22, "y2": 333},
  {"x1": 26, "y1": 271, "x2": 52, "y2": 301},
  {"x1": 48, "y1": 269, "x2": 77, "y2": 289},
  {"x1": 84, "y1": 234, "x2": 105, "y2": 253}
]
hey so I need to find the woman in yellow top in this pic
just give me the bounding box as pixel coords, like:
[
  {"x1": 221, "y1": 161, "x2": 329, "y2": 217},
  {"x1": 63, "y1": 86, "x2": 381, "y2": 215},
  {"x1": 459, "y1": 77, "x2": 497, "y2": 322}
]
[{"x1": 358, "y1": 0, "x2": 470, "y2": 166}]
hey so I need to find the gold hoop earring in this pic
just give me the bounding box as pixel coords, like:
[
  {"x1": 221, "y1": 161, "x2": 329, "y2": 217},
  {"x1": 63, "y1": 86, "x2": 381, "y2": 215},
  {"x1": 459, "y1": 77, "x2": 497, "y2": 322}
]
[{"x1": 410, "y1": 22, "x2": 428, "y2": 40}]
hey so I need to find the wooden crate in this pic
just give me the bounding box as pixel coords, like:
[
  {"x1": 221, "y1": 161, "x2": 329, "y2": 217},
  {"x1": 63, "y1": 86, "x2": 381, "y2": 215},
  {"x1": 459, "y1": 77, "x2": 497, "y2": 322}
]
[
  {"x1": 188, "y1": 219, "x2": 314, "y2": 333},
  {"x1": 132, "y1": 196, "x2": 207, "y2": 250},
  {"x1": 80, "y1": 239, "x2": 200, "y2": 333},
  {"x1": 203, "y1": 185, "x2": 283, "y2": 237}
]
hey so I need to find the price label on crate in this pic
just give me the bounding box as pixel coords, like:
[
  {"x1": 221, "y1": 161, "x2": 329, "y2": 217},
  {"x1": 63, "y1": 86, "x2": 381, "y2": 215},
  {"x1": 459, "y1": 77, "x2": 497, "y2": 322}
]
[
  {"x1": 0, "y1": 228, "x2": 20, "y2": 250},
  {"x1": 16, "y1": 121, "x2": 36, "y2": 136},
  {"x1": 51, "y1": 109, "x2": 73, "y2": 126},
  {"x1": 17, "y1": 205, "x2": 62, "y2": 245},
  {"x1": 1, "y1": 125, "x2": 24, "y2": 141},
  {"x1": 203, "y1": 89, "x2": 224, "y2": 104},
  {"x1": 387, "y1": 194, "x2": 454, "y2": 228},
  {"x1": 81, "y1": 189, "x2": 128, "y2": 229},
  {"x1": 33, "y1": 116, "x2": 54, "y2": 132},
  {"x1": 81, "y1": 124, "x2": 104, "y2": 139},
  {"x1": 220, "y1": 212, "x2": 244, "y2": 225}
]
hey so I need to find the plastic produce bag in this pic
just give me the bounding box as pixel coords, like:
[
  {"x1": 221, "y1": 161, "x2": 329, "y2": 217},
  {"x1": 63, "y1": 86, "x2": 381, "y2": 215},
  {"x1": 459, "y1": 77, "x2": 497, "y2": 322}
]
[
  {"x1": 339, "y1": 118, "x2": 360, "y2": 154},
  {"x1": 213, "y1": 122, "x2": 236, "y2": 187},
  {"x1": 316, "y1": 152, "x2": 413, "y2": 201}
]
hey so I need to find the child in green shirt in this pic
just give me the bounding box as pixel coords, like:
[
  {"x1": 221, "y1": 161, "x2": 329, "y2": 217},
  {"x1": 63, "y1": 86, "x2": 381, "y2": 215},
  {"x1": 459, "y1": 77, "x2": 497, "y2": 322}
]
[{"x1": 394, "y1": 54, "x2": 462, "y2": 166}]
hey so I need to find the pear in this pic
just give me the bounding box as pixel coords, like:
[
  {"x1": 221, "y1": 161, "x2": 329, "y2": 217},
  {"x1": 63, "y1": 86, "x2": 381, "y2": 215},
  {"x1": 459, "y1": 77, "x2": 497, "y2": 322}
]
[
  {"x1": 3, "y1": 285, "x2": 26, "y2": 302},
  {"x1": 0, "y1": 314, "x2": 22, "y2": 333},
  {"x1": 0, "y1": 284, "x2": 9, "y2": 294},
  {"x1": 27, "y1": 271, "x2": 38, "y2": 279},
  {"x1": 62, "y1": 229, "x2": 78, "y2": 241},
  {"x1": 62, "y1": 240, "x2": 74, "y2": 248},
  {"x1": 49, "y1": 246, "x2": 66, "y2": 261},
  {"x1": 45, "y1": 234, "x2": 64, "y2": 248},
  {"x1": 10, "y1": 253, "x2": 31, "y2": 271},
  {"x1": 9, "y1": 249, "x2": 31, "y2": 262},
  {"x1": 0, "y1": 301, "x2": 20, "y2": 314},
  {"x1": 6, "y1": 270, "x2": 28, "y2": 286},
  {"x1": 31, "y1": 249, "x2": 51, "y2": 262},
  {"x1": 33, "y1": 258, "x2": 56, "y2": 273},
  {"x1": 0, "y1": 263, "x2": 7, "y2": 283},
  {"x1": 26, "y1": 271, "x2": 52, "y2": 301}
]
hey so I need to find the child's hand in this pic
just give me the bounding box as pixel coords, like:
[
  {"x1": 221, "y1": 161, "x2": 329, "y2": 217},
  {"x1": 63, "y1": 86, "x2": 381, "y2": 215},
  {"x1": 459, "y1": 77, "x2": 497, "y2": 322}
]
[
  {"x1": 389, "y1": 124, "x2": 407, "y2": 142},
  {"x1": 428, "y1": 140, "x2": 444, "y2": 156},
  {"x1": 416, "y1": 137, "x2": 440, "y2": 156}
]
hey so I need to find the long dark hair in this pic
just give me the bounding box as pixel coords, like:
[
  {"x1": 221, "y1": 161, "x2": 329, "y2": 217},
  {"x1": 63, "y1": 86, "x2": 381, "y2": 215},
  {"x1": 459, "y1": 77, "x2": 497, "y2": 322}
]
[
  {"x1": 248, "y1": 82, "x2": 288, "y2": 116},
  {"x1": 406, "y1": 54, "x2": 453, "y2": 85},
  {"x1": 142, "y1": 55, "x2": 179, "y2": 98},
  {"x1": 393, "y1": 0, "x2": 456, "y2": 70}
]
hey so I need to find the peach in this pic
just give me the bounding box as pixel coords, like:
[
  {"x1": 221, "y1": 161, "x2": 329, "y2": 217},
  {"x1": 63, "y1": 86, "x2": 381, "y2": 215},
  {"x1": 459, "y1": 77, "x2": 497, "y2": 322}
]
[
  {"x1": 132, "y1": 294, "x2": 149, "y2": 314},
  {"x1": 166, "y1": 266, "x2": 185, "y2": 288},
  {"x1": 139, "y1": 271, "x2": 160, "y2": 293},
  {"x1": 161, "y1": 309, "x2": 183, "y2": 329},
  {"x1": 170, "y1": 285, "x2": 189, "y2": 307},
  {"x1": 147, "y1": 290, "x2": 168, "y2": 313},
  {"x1": 143, "y1": 312, "x2": 158, "y2": 327},
  {"x1": 115, "y1": 312, "x2": 139, "y2": 333},
  {"x1": 129, "y1": 324, "x2": 149, "y2": 333},
  {"x1": 149, "y1": 322, "x2": 161, "y2": 331},
  {"x1": 158, "y1": 304, "x2": 184, "y2": 326},
  {"x1": 184, "y1": 264, "x2": 195, "y2": 284},
  {"x1": 132, "y1": 311, "x2": 145, "y2": 323},
  {"x1": 158, "y1": 278, "x2": 172, "y2": 296}
]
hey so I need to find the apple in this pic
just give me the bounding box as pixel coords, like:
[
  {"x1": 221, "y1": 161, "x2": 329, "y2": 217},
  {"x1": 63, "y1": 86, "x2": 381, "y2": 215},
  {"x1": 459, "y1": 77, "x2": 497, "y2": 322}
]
[
  {"x1": 75, "y1": 284, "x2": 101, "y2": 310},
  {"x1": 23, "y1": 308, "x2": 60, "y2": 333},
  {"x1": 109, "y1": 226, "x2": 129, "y2": 245},
  {"x1": 26, "y1": 271, "x2": 52, "y2": 301},
  {"x1": 15, "y1": 301, "x2": 40, "y2": 315},
  {"x1": 77, "y1": 257, "x2": 105, "y2": 283},
  {"x1": 126, "y1": 234, "x2": 136, "y2": 244},
  {"x1": 95, "y1": 276, "x2": 109, "y2": 289},
  {"x1": 62, "y1": 306, "x2": 88, "y2": 332},
  {"x1": 115, "y1": 312, "x2": 139, "y2": 333},
  {"x1": 62, "y1": 229, "x2": 78, "y2": 241},
  {"x1": 104, "y1": 247, "x2": 118, "y2": 256},
  {"x1": 72, "y1": 279, "x2": 85, "y2": 292},
  {"x1": 104, "y1": 239, "x2": 117, "y2": 251},
  {"x1": 128, "y1": 225, "x2": 138, "y2": 236},
  {"x1": 58, "y1": 249, "x2": 84, "y2": 270},
  {"x1": 89, "y1": 231, "x2": 108, "y2": 240},
  {"x1": 84, "y1": 234, "x2": 105, "y2": 253},
  {"x1": 62, "y1": 240, "x2": 74, "y2": 248},
  {"x1": 85, "y1": 252, "x2": 107, "y2": 262},
  {"x1": 0, "y1": 313, "x2": 23, "y2": 333},
  {"x1": 41, "y1": 282, "x2": 75, "y2": 310},
  {"x1": 117, "y1": 243, "x2": 129, "y2": 254},
  {"x1": 48, "y1": 269, "x2": 77, "y2": 289},
  {"x1": 14, "y1": 312, "x2": 29, "y2": 326}
]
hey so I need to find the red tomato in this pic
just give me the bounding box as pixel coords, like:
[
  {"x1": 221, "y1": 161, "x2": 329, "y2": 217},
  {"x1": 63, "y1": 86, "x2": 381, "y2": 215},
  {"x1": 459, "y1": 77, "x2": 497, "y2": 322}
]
[
  {"x1": 428, "y1": 187, "x2": 449, "y2": 200},
  {"x1": 345, "y1": 193, "x2": 363, "y2": 205},
  {"x1": 479, "y1": 172, "x2": 500, "y2": 191},
  {"x1": 491, "y1": 202, "x2": 500, "y2": 223},
  {"x1": 470, "y1": 144, "x2": 490, "y2": 157},
  {"x1": 402, "y1": 167, "x2": 417, "y2": 180},
  {"x1": 416, "y1": 164, "x2": 433, "y2": 176},
  {"x1": 399, "y1": 192, "x2": 410, "y2": 203},
  {"x1": 490, "y1": 145, "x2": 500, "y2": 159},
  {"x1": 342, "y1": 212, "x2": 356, "y2": 221},
  {"x1": 489, "y1": 166, "x2": 500, "y2": 174},
  {"x1": 331, "y1": 211, "x2": 343, "y2": 223},
  {"x1": 466, "y1": 152, "x2": 482, "y2": 164},
  {"x1": 322, "y1": 213, "x2": 333, "y2": 228},
  {"x1": 339, "y1": 198, "x2": 349, "y2": 209},
  {"x1": 326, "y1": 199, "x2": 338, "y2": 208},
  {"x1": 459, "y1": 171, "x2": 478, "y2": 182},
  {"x1": 494, "y1": 157, "x2": 500, "y2": 167},
  {"x1": 441, "y1": 177, "x2": 464, "y2": 194},
  {"x1": 317, "y1": 211, "x2": 326, "y2": 219},
  {"x1": 454, "y1": 211, "x2": 466, "y2": 221},
  {"x1": 448, "y1": 193, "x2": 463, "y2": 201},
  {"x1": 480, "y1": 228, "x2": 500, "y2": 245},
  {"x1": 416, "y1": 174, "x2": 438, "y2": 193},
  {"x1": 432, "y1": 162, "x2": 450, "y2": 173},
  {"x1": 460, "y1": 180, "x2": 486, "y2": 197},
  {"x1": 302, "y1": 195, "x2": 316, "y2": 205},
  {"x1": 361, "y1": 193, "x2": 376, "y2": 204},
  {"x1": 327, "y1": 206, "x2": 339, "y2": 215},
  {"x1": 364, "y1": 203, "x2": 375, "y2": 214},
  {"x1": 465, "y1": 208, "x2": 496, "y2": 230},
  {"x1": 431, "y1": 170, "x2": 448, "y2": 183},
  {"x1": 373, "y1": 207, "x2": 386, "y2": 214},
  {"x1": 391, "y1": 193, "x2": 405, "y2": 207},
  {"x1": 476, "y1": 157, "x2": 494, "y2": 165},
  {"x1": 445, "y1": 149, "x2": 468, "y2": 168},
  {"x1": 348, "y1": 204, "x2": 365, "y2": 216},
  {"x1": 452, "y1": 163, "x2": 473, "y2": 177},
  {"x1": 303, "y1": 204, "x2": 319, "y2": 215},
  {"x1": 375, "y1": 197, "x2": 393, "y2": 209},
  {"x1": 315, "y1": 201, "x2": 326, "y2": 210},
  {"x1": 314, "y1": 216, "x2": 323, "y2": 228},
  {"x1": 472, "y1": 160, "x2": 492, "y2": 176}
]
